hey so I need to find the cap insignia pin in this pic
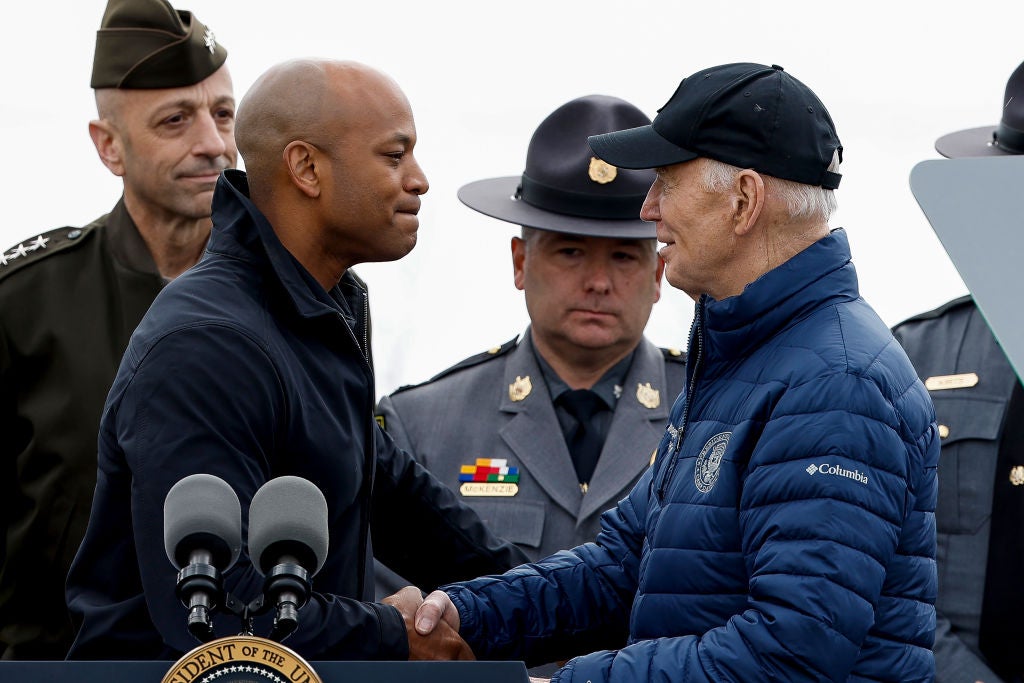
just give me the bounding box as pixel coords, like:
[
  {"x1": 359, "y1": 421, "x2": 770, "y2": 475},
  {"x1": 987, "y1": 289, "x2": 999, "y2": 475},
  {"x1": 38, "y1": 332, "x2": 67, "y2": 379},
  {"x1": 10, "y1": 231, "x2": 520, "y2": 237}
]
[
  {"x1": 1011, "y1": 465, "x2": 1024, "y2": 487},
  {"x1": 588, "y1": 157, "x2": 618, "y2": 184},
  {"x1": 509, "y1": 375, "x2": 532, "y2": 402},
  {"x1": 636, "y1": 382, "x2": 660, "y2": 409},
  {"x1": 204, "y1": 29, "x2": 217, "y2": 53}
]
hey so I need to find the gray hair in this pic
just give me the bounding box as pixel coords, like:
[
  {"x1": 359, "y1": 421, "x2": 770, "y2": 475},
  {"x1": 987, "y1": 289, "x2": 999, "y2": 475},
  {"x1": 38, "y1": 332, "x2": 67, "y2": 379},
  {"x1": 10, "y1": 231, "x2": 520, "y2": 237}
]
[{"x1": 698, "y1": 151, "x2": 840, "y2": 222}]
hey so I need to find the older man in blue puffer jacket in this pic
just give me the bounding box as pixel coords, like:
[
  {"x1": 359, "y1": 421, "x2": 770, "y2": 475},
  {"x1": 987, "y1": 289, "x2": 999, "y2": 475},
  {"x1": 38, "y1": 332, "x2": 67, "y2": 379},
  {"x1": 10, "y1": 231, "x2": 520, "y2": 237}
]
[{"x1": 398, "y1": 62, "x2": 939, "y2": 683}]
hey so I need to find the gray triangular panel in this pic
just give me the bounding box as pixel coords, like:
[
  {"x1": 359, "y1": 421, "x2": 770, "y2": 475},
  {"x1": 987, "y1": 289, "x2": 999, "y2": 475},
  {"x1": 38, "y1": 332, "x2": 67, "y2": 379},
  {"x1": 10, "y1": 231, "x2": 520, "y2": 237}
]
[{"x1": 910, "y1": 156, "x2": 1024, "y2": 381}]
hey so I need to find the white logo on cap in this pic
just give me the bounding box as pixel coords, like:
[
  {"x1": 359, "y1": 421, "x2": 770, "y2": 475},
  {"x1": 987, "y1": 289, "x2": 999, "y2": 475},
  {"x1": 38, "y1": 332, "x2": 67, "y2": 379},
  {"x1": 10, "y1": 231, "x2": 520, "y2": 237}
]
[{"x1": 204, "y1": 29, "x2": 217, "y2": 54}]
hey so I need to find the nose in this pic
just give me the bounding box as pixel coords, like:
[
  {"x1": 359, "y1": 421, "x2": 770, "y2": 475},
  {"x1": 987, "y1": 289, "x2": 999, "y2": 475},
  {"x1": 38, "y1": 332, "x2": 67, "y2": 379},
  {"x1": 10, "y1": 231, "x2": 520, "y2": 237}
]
[
  {"x1": 405, "y1": 155, "x2": 429, "y2": 196},
  {"x1": 582, "y1": 255, "x2": 612, "y2": 295},
  {"x1": 191, "y1": 111, "x2": 229, "y2": 159},
  {"x1": 640, "y1": 181, "x2": 661, "y2": 222}
]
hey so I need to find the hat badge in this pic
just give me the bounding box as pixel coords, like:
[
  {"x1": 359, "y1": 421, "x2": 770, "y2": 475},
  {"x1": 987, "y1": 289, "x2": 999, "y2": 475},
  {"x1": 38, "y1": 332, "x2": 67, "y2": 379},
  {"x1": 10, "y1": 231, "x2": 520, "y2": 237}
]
[
  {"x1": 588, "y1": 157, "x2": 618, "y2": 184},
  {"x1": 204, "y1": 28, "x2": 217, "y2": 54}
]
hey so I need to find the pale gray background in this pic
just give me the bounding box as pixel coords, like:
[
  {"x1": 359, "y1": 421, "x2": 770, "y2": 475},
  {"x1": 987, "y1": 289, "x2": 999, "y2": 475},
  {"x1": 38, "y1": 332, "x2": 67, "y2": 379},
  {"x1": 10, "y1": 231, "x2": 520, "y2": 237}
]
[{"x1": 2, "y1": 0, "x2": 1020, "y2": 397}]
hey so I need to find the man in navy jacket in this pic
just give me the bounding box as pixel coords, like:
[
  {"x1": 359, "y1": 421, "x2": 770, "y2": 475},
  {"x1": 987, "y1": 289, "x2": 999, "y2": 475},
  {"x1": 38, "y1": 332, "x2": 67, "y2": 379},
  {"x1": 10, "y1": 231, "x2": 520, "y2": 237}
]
[
  {"x1": 66, "y1": 58, "x2": 525, "y2": 661},
  {"x1": 405, "y1": 62, "x2": 940, "y2": 682}
]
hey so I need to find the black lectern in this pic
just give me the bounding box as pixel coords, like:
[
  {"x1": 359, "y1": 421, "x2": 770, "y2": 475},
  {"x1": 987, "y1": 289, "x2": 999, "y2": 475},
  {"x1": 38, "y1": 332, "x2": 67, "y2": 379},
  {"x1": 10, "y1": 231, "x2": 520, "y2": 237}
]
[{"x1": 0, "y1": 659, "x2": 531, "y2": 682}]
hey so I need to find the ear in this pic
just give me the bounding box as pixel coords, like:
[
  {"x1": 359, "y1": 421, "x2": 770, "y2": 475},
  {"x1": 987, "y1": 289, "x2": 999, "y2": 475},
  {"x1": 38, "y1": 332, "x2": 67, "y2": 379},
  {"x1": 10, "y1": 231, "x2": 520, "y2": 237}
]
[
  {"x1": 511, "y1": 236, "x2": 527, "y2": 291},
  {"x1": 89, "y1": 119, "x2": 125, "y2": 177},
  {"x1": 652, "y1": 254, "x2": 665, "y2": 303},
  {"x1": 283, "y1": 141, "x2": 322, "y2": 198},
  {"x1": 732, "y1": 169, "x2": 765, "y2": 236}
]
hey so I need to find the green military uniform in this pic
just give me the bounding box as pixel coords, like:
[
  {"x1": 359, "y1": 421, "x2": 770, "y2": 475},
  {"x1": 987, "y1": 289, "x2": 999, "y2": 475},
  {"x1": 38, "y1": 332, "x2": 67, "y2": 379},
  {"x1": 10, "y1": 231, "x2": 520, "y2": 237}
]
[
  {"x1": 0, "y1": 0, "x2": 227, "y2": 659},
  {"x1": 0, "y1": 203, "x2": 163, "y2": 658}
]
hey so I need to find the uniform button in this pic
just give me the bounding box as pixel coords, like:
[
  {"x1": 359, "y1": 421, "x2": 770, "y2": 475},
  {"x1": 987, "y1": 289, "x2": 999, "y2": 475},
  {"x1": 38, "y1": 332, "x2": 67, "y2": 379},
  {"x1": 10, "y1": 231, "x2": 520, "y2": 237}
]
[
  {"x1": 938, "y1": 424, "x2": 950, "y2": 439},
  {"x1": 67, "y1": 229, "x2": 82, "y2": 239}
]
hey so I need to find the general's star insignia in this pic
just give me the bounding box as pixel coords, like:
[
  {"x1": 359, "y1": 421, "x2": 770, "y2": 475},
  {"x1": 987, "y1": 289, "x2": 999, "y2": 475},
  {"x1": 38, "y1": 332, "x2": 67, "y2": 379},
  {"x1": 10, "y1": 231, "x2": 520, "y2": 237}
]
[
  {"x1": 29, "y1": 234, "x2": 49, "y2": 250},
  {"x1": 204, "y1": 29, "x2": 217, "y2": 53},
  {"x1": 10, "y1": 244, "x2": 28, "y2": 259}
]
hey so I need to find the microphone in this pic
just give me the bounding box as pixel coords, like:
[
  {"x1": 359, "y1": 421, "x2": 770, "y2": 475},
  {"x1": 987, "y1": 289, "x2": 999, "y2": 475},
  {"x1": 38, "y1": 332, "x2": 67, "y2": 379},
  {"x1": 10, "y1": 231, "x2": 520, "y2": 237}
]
[
  {"x1": 247, "y1": 476, "x2": 329, "y2": 642},
  {"x1": 163, "y1": 474, "x2": 242, "y2": 643}
]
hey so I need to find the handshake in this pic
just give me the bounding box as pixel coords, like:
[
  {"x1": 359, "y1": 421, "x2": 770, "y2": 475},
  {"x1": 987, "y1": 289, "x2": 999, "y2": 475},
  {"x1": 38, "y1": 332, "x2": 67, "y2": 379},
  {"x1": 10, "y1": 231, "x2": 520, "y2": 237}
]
[{"x1": 382, "y1": 586, "x2": 473, "y2": 661}]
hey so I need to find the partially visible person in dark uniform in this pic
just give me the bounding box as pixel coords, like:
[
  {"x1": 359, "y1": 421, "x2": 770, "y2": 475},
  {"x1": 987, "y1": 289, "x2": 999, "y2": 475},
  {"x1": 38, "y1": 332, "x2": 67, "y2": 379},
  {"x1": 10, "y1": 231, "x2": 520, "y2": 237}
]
[
  {"x1": 66, "y1": 58, "x2": 524, "y2": 662},
  {"x1": 893, "y1": 58, "x2": 1024, "y2": 683},
  {"x1": 375, "y1": 96, "x2": 686, "y2": 598},
  {"x1": 0, "y1": 0, "x2": 235, "y2": 660}
]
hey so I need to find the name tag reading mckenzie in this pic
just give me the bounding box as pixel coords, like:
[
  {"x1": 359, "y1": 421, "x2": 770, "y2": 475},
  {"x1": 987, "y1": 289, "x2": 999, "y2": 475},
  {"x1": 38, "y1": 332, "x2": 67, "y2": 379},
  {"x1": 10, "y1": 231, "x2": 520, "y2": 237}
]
[{"x1": 924, "y1": 372, "x2": 979, "y2": 391}]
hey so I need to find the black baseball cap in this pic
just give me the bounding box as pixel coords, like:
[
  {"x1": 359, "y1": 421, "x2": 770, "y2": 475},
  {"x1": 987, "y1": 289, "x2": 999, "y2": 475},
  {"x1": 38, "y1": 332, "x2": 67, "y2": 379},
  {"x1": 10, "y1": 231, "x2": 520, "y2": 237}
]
[
  {"x1": 588, "y1": 62, "x2": 843, "y2": 189},
  {"x1": 935, "y1": 59, "x2": 1024, "y2": 158}
]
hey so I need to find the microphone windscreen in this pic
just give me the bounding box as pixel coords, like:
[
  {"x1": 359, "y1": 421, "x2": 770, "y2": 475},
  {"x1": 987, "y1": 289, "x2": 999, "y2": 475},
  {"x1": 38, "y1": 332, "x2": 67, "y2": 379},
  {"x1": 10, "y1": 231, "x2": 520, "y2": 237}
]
[
  {"x1": 248, "y1": 476, "x2": 329, "y2": 576},
  {"x1": 163, "y1": 473, "x2": 242, "y2": 570}
]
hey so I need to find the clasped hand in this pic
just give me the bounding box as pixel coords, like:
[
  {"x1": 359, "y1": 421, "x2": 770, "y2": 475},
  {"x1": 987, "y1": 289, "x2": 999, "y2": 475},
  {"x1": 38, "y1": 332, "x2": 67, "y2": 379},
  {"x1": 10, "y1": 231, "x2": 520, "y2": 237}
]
[{"x1": 382, "y1": 586, "x2": 473, "y2": 661}]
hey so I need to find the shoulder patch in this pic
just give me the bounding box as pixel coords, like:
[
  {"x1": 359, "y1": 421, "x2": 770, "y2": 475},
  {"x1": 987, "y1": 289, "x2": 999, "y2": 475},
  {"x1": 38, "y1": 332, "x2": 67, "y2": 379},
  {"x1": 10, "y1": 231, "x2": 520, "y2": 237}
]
[
  {"x1": 0, "y1": 225, "x2": 96, "y2": 281},
  {"x1": 391, "y1": 337, "x2": 518, "y2": 395},
  {"x1": 661, "y1": 347, "x2": 688, "y2": 363},
  {"x1": 894, "y1": 294, "x2": 974, "y2": 327}
]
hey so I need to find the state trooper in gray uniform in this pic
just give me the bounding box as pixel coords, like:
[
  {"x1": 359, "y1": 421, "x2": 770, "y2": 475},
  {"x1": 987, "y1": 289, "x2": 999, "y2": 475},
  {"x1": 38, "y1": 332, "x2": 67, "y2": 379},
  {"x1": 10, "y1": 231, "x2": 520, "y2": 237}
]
[
  {"x1": 375, "y1": 96, "x2": 686, "y2": 593},
  {"x1": 893, "y1": 59, "x2": 1024, "y2": 683}
]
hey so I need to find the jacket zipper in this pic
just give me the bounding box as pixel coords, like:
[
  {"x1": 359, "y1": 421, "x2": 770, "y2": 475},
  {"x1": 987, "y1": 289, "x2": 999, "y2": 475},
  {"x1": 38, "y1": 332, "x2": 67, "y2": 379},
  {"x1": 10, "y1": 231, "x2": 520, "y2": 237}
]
[{"x1": 658, "y1": 299, "x2": 705, "y2": 500}]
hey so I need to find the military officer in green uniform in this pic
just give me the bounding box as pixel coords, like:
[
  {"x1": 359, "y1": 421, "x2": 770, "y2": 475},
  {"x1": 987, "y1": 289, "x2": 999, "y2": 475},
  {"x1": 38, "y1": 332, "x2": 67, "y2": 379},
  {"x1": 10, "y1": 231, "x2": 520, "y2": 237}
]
[
  {"x1": 0, "y1": 0, "x2": 234, "y2": 659},
  {"x1": 375, "y1": 96, "x2": 687, "y2": 600}
]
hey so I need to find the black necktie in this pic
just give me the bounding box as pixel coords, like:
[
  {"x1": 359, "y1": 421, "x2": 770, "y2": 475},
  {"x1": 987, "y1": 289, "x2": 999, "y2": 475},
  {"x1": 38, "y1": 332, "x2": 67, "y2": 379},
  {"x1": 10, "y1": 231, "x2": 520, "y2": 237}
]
[
  {"x1": 558, "y1": 389, "x2": 605, "y2": 487},
  {"x1": 979, "y1": 381, "x2": 1024, "y2": 680}
]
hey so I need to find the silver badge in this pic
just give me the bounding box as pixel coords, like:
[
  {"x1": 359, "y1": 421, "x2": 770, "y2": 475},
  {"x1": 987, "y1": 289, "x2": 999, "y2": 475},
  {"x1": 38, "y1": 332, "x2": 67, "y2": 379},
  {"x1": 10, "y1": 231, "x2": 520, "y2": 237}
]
[
  {"x1": 204, "y1": 29, "x2": 217, "y2": 53},
  {"x1": 694, "y1": 432, "x2": 731, "y2": 493}
]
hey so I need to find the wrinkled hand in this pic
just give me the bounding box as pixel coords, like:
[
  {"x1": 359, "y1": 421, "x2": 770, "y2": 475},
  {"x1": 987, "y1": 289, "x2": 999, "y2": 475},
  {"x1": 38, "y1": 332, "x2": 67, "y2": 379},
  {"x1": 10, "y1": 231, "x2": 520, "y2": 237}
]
[
  {"x1": 382, "y1": 586, "x2": 474, "y2": 661},
  {"x1": 413, "y1": 589, "x2": 461, "y2": 636}
]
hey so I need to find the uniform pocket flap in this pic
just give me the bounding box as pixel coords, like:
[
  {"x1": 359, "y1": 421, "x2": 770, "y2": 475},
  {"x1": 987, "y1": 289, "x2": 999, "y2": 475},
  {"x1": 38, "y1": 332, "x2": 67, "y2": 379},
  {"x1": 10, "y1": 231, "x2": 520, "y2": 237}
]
[
  {"x1": 467, "y1": 499, "x2": 545, "y2": 549},
  {"x1": 931, "y1": 394, "x2": 1004, "y2": 445}
]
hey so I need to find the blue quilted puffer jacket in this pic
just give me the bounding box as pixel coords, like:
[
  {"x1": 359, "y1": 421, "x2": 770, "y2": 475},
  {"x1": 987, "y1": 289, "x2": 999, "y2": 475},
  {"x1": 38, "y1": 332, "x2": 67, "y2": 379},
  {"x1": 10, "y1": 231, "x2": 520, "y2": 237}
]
[{"x1": 444, "y1": 229, "x2": 939, "y2": 682}]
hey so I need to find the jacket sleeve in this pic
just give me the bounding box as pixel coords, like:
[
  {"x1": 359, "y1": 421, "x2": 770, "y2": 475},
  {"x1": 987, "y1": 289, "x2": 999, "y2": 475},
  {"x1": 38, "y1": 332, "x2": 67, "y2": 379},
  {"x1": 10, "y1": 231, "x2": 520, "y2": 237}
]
[
  {"x1": 96, "y1": 324, "x2": 408, "y2": 659},
  {"x1": 443, "y1": 468, "x2": 651, "y2": 667},
  {"x1": 370, "y1": 417, "x2": 530, "y2": 591},
  {"x1": 558, "y1": 369, "x2": 938, "y2": 683}
]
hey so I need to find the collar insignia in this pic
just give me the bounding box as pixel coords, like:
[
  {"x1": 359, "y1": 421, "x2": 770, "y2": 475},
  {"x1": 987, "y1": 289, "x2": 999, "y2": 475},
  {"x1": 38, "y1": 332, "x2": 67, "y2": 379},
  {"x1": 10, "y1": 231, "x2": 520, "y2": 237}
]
[
  {"x1": 509, "y1": 375, "x2": 532, "y2": 402},
  {"x1": 636, "y1": 382, "x2": 660, "y2": 409}
]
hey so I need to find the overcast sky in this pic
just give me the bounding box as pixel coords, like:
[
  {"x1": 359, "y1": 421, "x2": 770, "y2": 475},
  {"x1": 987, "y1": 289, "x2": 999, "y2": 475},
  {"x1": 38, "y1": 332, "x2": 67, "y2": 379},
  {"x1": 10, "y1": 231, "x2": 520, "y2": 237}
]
[{"x1": 2, "y1": 1, "x2": 1021, "y2": 397}]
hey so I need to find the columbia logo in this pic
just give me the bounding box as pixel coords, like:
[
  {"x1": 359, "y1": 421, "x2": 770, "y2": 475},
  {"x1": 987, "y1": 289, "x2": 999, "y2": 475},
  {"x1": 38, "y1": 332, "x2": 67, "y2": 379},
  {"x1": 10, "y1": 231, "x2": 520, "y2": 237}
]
[{"x1": 806, "y1": 462, "x2": 868, "y2": 485}]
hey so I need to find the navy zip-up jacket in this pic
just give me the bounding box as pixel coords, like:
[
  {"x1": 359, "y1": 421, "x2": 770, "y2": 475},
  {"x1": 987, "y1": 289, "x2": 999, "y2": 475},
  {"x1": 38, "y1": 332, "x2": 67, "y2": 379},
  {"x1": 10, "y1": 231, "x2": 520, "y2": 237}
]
[
  {"x1": 445, "y1": 229, "x2": 939, "y2": 682},
  {"x1": 66, "y1": 170, "x2": 526, "y2": 660}
]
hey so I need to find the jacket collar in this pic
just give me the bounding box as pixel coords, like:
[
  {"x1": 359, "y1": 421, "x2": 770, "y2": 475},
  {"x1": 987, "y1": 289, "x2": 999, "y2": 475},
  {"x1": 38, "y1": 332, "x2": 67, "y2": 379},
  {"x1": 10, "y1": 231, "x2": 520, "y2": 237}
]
[
  {"x1": 701, "y1": 228, "x2": 859, "y2": 365},
  {"x1": 209, "y1": 169, "x2": 363, "y2": 322},
  {"x1": 103, "y1": 198, "x2": 162, "y2": 277}
]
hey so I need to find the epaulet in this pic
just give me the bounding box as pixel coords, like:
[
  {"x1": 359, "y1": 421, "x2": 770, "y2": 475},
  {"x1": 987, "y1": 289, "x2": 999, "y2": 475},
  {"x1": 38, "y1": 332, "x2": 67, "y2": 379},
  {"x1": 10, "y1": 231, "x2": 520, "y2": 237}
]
[
  {"x1": 0, "y1": 225, "x2": 96, "y2": 282},
  {"x1": 391, "y1": 337, "x2": 518, "y2": 396},
  {"x1": 661, "y1": 346, "x2": 687, "y2": 363},
  {"x1": 894, "y1": 294, "x2": 974, "y2": 327}
]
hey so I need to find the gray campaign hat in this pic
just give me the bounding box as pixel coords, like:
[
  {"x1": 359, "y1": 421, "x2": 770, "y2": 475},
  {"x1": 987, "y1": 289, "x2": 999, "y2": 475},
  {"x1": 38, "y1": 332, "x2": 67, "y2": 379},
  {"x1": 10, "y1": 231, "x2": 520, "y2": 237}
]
[
  {"x1": 457, "y1": 95, "x2": 657, "y2": 239},
  {"x1": 935, "y1": 60, "x2": 1024, "y2": 158},
  {"x1": 91, "y1": 0, "x2": 227, "y2": 89}
]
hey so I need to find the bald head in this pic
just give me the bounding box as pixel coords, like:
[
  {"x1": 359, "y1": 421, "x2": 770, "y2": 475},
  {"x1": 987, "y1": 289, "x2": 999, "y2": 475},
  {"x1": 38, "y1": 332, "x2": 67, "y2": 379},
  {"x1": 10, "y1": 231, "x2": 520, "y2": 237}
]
[{"x1": 236, "y1": 59, "x2": 405, "y2": 189}]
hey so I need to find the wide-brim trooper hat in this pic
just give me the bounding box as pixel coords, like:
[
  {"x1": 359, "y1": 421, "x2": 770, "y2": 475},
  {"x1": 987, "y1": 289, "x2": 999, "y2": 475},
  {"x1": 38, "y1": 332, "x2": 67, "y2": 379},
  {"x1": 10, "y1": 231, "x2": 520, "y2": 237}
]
[
  {"x1": 935, "y1": 59, "x2": 1024, "y2": 158},
  {"x1": 458, "y1": 95, "x2": 657, "y2": 239}
]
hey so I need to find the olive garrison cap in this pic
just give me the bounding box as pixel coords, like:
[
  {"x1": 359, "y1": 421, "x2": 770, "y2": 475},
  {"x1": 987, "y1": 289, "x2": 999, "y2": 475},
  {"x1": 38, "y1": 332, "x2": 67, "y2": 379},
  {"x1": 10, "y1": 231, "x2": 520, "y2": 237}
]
[{"x1": 91, "y1": 0, "x2": 227, "y2": 89}]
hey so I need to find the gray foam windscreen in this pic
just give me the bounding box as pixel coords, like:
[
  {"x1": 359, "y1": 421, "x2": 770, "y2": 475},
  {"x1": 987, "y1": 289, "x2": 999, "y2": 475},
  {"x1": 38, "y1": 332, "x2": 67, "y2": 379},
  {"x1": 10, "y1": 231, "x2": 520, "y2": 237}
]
[
  {"x1": 163, "y1": 473, "x2": 243, "y2": 570},
  {"x1": 248, "y1": 476, "x2": 329, "y2": 576}
]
